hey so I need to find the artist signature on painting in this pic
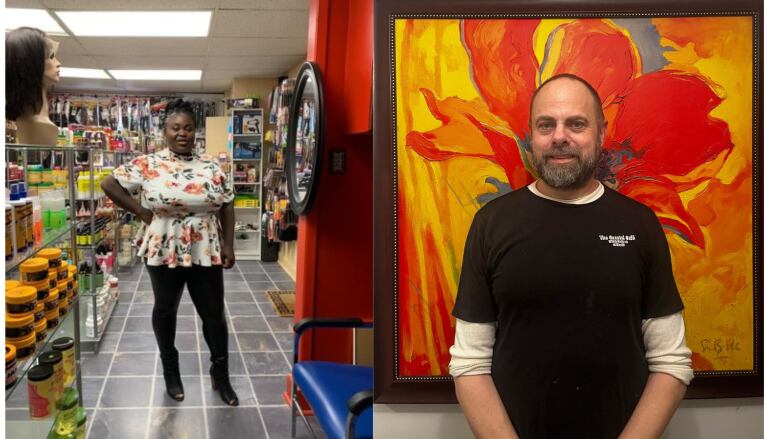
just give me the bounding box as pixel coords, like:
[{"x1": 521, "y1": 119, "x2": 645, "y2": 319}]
[{"x1": 700, "y1": 338, "x2": 741, "y2": 360}]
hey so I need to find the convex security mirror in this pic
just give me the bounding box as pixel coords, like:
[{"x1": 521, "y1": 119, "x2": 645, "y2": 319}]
[{"x1": 286, "y1": 61, "x2": 325, "y2": 215}]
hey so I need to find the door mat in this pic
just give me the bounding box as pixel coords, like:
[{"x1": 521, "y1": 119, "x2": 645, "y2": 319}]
[{"x1": 267, "y1": 290, "x2": 295, "y2": 317}]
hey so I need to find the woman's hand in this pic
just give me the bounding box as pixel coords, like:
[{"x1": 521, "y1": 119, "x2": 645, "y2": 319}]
[
  {"x1": 139, "y1": 208, "x2": 154, "y2": 225},
  {"x1": 221, "y1": 244, "x2": 235, "y2": 269}
]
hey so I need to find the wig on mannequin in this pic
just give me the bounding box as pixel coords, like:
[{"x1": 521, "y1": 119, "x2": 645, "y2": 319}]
[{"x1": 6, "y1": 27, "x2": 51, "y2": 120}]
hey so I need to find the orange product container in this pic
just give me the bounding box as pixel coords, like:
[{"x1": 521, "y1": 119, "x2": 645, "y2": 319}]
[
  {"x1": 19, "y1": 258, "x2": 48, "y2": 284},
  {"x1": 28, "y1": 280, "x2": 49, "y2": 301},
  {"x1": 36, "y1": 248, "x2": 61, "y2": 269},
  {"x1": 57, "y1": 261, "x2": 68, "y2": 281},
  {"x1": 7, "y1": 331, "x2": 36, "y2": 360},
  {"x1": 6, "y1": 312, "x2": 35, "y2": 339},
  {"x1": 43, "y1": 288, "x2": 59, "y2": 312},
  {"x1": 34, "y1": 319, "x2": 47, "y2": 344},
  {"x1": 44, "y1": 308, "x2": 59, "y2": 330},
  {"x1": 6, "y1": 286, "x2": 37, "y2": 314},
  {"x1": 33, "y1": 302, "x2": 45, "y2": 323}
]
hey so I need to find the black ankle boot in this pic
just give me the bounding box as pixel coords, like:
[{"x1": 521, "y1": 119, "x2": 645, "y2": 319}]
[
  {"x1": 161, "y1": 351, "x2": 184, "y2": 401},
  {"x1": 210, "y1": 356, "x2": 238, "y2": 406}
]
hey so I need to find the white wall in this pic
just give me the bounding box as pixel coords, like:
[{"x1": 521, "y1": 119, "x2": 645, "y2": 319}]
[{"x1": 374, "y1": 399, "x2": 763, "y2": 439}]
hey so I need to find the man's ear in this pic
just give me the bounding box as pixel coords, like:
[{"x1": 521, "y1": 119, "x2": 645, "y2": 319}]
[{"x1": 599, "y1": 120, "x2": 608, "y2": 146}]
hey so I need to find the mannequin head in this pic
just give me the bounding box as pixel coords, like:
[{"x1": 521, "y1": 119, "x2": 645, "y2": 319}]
[{"x1": 6, "y1": 27, "x2": 61, "y2": 121}]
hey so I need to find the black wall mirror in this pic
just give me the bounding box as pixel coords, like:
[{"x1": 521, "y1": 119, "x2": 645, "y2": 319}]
[{"x1": 286, "y1": 61, "x2": 325, "y2": 215}]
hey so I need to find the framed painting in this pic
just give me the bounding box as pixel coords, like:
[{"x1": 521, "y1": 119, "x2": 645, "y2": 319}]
[{"x1": 374, "y1": 0, "x2": 763, "y2": 402}]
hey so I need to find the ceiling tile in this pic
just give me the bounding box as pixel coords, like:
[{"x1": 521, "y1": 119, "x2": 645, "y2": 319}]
[
  {"x1": 201, "y1": 79, "x2": 232, "y2": 92},
  {"x1": 41, "y1": 0, "x2": 217, "y2": 10},
  {"x1": 54, "y1": 77, "x2": 123, "y2": 92},
  {"x1": 207, "y1": 37, "x2": 306, "y2": 56},
  {"x1": 52, "y1": 35, "x2": 88, "y2": 55},
  {"x1": 6, "y1": 0, "x2": 47, "y2": 8},
  {"x1": 117, "y1": 80, "x2": 205, "y2": 93},
  {"x1": 211, "y1": 10, "x2": 308, "y2": 38},
  {"x1": 93, "y1": 56, "x2": 206, "y2": 69},
  {"x1": 57, "y1": 54, "x2": 103, "y2": 68},
  {"x1": 219, "y1": 0, "x2": 307, "y2": 10},
  {"x1": 75, "y1": 37, "x2": 209, "y2": 56},
  {"x1": 205, "y1": 54, "x2": 300, "y2": 70}
]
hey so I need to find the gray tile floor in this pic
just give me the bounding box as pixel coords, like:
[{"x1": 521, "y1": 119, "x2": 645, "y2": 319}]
[{"x1": 76, "y1": 260, "x2": 322, "y2": 439}]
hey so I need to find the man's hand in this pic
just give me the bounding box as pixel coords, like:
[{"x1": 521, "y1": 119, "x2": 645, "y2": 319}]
[
  {"x1": 454, "y1": 375, "x2": 519, "y2": 439},
  {"x1": 221, "y1": 245, "x2": 235, "y2": 269},
  {"x1": 138, "y1": 208, "x2": 154, "y2": 225},
  {"x1": 618, "y1": 373, "x2": 687, "y2": 439}
]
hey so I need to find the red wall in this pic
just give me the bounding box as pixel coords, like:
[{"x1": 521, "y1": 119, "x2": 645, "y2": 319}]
[{"x1": 294, "y1": 0, "x2": 373, "y2": 362}]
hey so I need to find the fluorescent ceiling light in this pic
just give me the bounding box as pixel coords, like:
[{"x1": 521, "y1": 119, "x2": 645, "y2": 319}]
[
  {"x1": 60, "y1": 68, "x2": 111, "y2": 79},
  {"x1": 55, "y1": 11, "x2": 212, "y2": 37},
  {"x1": 5, "y1": 8, "x2": 66, "y2": 34},
  {"x1": 108, "y1": 70, "x2": 202, "y2": 81}
]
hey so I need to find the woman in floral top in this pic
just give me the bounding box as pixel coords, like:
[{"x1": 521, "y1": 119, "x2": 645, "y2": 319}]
[{"x1": 101, "y1": 99, "x2": 239, "y2": 406}]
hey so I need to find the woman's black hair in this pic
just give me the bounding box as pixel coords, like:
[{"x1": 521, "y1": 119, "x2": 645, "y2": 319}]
[
  {"x1": 6, "y1": 27, "x2": 50, "y2": 120},
  {"x1": 163, "y1": 98, "x2": 197, "y2": 126}
]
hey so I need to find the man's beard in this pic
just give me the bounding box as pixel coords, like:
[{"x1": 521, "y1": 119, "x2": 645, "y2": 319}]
[{"x1": 530, "y1": 143, "x2": 600, "y2": 190}]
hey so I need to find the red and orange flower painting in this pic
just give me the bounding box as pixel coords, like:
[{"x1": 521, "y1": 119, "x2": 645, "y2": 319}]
[{"x1": 394, "y1": 17, "x2": 755, "y2": 376}]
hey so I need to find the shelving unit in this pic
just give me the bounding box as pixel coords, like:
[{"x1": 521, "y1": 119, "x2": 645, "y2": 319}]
[
  {"x1": 227, "y1": 108, "x2": 264, "y2": 260},
  {"x1": 76, "y1": 149, "x2": 124, "y2": 354},
  {"x1": 4, "y1": 144, "x2": 83, "y2": 438}
]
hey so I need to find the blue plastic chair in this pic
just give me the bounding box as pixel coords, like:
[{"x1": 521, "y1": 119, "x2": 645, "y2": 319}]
[{"x1": 291, "y1": 318, "x2": 373, "y2": 439}]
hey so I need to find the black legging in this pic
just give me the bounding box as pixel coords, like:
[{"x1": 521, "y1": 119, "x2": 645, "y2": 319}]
[{"x1": 146, "y1": 264, "x2": 228, "y2": 362}]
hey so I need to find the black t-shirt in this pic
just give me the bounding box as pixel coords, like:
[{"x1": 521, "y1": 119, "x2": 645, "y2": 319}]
[{"x1": 452, "y1": 186, "x2": 684, "y2": 439}]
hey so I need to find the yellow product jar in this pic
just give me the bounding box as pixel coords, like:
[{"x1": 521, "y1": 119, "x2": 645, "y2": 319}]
[
  {"x1": 57, "y1": 261, "x2": 68, "y2": 281},
  {"x1": 6, "y1": 344, "x2": 17, "y2": 389},
  {"x1": 29, "y1": 280, "x2": 50, "y2": 301},
  {"x1": 57, "y1": 281, "x2": 68, "y2": 301},
  {"x1": 33, "y1": 302, "x2": 45, "y2": 323},
  {"x1": 5, "y1": 280, "x2": 20, "y2": 291},
  {"x1": 19, "y1": 258, "x2": 49, "y2": 284},
  {"x1": 52, "y1": 337, "x2": 75, "y2": 387},
  {"x1": 45, "y1": 308, "x2": 60, "y2": 330},
  {"x1": 8, "y1": 331, "x2": 36, "y2": 360},
  {"x1": 37, "y1": 248, "x2": 62, "y2": 269},
  {"x1": 43, "y1": 288, "x2": 59, "y2": 312},
  {"x1": 6, "y1": 286, "x2": 37, "y2": 314},
  {"x1": 47, "y1": 270, "x2": 57, "y2": 289},
  {"x1": 34, "y1": 319, "x2": 46, "y2": 344},
  {"x1": 38, "y1": 350, "x2": 64, "y2": 402},
  {"x1": 27, "y1": 364, "x2": 54, "y2": 418},
  {"x1": 66, "y1": 273, "x2": 74, "y2": 292},
  {"x1": 58, "y1": 297, "x2": 68, "y2": 317},
  {"x1": 6, "y1": 312, "x2": 35, "y2": 339}
]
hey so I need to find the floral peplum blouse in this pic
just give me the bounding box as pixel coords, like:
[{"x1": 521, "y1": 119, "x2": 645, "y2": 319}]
[{"x1": 113, "y1": 148, "x2": 234, "y2": 268}]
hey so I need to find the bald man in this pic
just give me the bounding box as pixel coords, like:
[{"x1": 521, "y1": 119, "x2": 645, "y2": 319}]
[{"x1": 449, "y1": 74, "x2": 692, "y2": 439}]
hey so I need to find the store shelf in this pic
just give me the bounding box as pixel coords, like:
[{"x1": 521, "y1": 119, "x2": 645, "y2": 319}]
[
  {"x1": 236, "y1": 229, "x2": 261, "y2": 234},
  {"x1": 5, "y1": 376, "x2": 81, "y2": 438},
  {"x1": 234, "y1": 182, "x2": 262, "y2": 185},
  {"x1": 5, "y1": 144, "x2": 75, "y2": 152},
  {"x1": 232, "y1": 158, "x2": 262, "y2": 161},
  {"x1": 79, "y1": 294, "x2": 119, "y2": 351},
  {"x1": 233, "y1": 133, "x2": 263, "y2": 138},
  {"x1": 5, "y1": 224, "x2": 73, "y2": 274},
  {"x1": 5, "y1": 301, "x2": 79, "y2": 400},
  {"x1": 235, "y1": 207, "x2": 261, "y2": 210}
]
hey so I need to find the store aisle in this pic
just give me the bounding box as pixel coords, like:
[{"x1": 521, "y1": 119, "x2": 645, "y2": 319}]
[{"x1": 77, "y1": 261, "x2": 319, "y2": 438}]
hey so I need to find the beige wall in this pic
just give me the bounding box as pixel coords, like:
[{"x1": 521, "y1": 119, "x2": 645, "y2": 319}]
[
  {"x1": 286, "y1": 58, "x2": 307, "y2": 80},
  {"x1": 205, "y1": 116, "x2": 229, "y2": 156}
]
